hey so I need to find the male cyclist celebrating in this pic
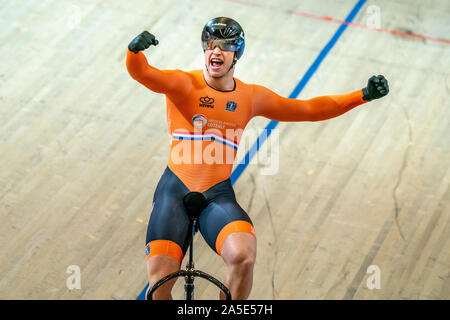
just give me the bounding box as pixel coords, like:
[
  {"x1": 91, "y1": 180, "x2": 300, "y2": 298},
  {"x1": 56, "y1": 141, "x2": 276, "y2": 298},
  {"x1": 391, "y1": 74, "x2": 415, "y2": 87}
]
[{"x1": 126, "y1": 17, "x2": 389, "y2": 300}]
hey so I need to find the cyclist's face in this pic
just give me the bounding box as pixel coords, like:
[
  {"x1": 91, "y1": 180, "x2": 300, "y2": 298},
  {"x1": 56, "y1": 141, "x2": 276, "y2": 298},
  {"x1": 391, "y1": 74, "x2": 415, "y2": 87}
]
[{"x1": 204, "y1": 46, "x2": 236, "y2": 78}]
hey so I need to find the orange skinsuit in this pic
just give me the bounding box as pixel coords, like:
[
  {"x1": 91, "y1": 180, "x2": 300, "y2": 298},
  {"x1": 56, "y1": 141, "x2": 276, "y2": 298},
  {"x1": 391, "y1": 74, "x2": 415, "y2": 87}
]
[{"x1": 126, "y1": 50, "x2": 367, "y2": 192}]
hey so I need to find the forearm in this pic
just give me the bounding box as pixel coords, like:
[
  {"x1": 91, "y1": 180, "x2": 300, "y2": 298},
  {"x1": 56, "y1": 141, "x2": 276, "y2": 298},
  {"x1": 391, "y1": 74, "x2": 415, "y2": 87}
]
[
  {"x1": 253, "y1": 85, "x2": 368, "y2": 122},
  {"x1": 297, "y1": 89, "x2": 367, "y2": 121},
  {"x1": 126, "y1": 49, "x2": 149, "y2": 80},
  {"x1": 126, "y1": 49, "x2": 192, "y2": 96},
  {"x1": 126, "y1": 49, "x2": 167, "y2": 91}
]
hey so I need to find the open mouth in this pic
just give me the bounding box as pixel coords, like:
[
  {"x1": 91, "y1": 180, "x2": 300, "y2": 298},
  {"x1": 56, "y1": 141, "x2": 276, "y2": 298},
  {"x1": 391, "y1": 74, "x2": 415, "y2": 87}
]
[{"x1": 210, "y1": 58, "x2": 224, "y2": 68}]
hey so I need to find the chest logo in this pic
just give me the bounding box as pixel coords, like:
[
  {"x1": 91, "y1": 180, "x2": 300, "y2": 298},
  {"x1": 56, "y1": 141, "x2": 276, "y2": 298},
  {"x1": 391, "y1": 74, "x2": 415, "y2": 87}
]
[
  {"x1": 199, "y1": 96, "x2": 215, "y2": 108},
  {"x1": 192, "y1": 114, "x2": 207, "y2": 128},
  {"x1": 226, "y1": 100, "x2": 238, "y2": 112}
]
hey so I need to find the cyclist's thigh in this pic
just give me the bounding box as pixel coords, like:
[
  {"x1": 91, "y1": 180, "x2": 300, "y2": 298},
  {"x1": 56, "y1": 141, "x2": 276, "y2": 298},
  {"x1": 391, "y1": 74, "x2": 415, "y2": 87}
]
[
  {"x1": 199, "y1": 179, "x2": 256, "y2": 256},
  {"x1": 146, "y1": 166, "x2": 191, "y2": 265}
]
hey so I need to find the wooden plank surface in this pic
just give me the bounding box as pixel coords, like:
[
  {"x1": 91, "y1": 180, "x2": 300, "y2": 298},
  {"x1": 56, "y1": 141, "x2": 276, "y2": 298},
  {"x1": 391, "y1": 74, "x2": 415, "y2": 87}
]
[{"x1": 0, "y1": 0, "x2": 448, "y2": 299}]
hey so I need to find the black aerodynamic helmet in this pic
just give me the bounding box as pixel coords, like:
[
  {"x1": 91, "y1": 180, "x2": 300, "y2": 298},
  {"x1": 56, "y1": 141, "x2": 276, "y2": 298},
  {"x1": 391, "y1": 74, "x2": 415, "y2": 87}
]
[{"x1": 201, "y1": 17, "x2": 245, "y2": 60}]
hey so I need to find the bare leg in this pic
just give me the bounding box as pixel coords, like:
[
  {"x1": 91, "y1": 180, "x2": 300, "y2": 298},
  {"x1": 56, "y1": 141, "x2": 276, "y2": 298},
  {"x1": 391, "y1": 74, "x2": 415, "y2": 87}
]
[
  {"x1": 219, "y1": 232, "x2": 257, "y2": 300},
  {"x1": 146, "y1": 255, "x2": 180, "y2": 300}
]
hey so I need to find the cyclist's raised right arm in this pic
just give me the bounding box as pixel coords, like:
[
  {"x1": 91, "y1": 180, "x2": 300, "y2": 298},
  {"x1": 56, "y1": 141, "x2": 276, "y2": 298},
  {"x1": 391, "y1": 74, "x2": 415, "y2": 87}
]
[
  {"x1": 126, "y1": 31, "x2": 191, "y2": 95},
  {"x1": 126, "y1": 50, "x2": 191, "y2": 95}
]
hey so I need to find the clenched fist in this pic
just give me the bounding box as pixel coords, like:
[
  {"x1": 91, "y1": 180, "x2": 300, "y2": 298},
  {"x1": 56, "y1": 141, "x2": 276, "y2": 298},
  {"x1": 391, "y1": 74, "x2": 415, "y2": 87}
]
[
  {"x1": 362, "y1": 75, "x2": 389, "y2": 101},
  {"x1": 128, "y1": 31, "x2": 159, "y2": 54}
]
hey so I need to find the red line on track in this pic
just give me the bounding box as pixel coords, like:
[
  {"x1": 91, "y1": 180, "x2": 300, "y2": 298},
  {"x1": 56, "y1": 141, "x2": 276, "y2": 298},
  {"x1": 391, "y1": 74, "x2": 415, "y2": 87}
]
[{"x1": 225, "y1": 0, "x2": 450, "y2": 45}]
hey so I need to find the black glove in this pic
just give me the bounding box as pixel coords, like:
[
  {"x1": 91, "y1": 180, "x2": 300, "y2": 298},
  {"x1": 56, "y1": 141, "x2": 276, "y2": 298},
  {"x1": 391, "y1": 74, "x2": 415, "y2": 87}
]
[
  {"x1": 128, "y1": 31, "x2": 159, "y2": 54},
  {"x1": 362, "y1": 75, "x2": 389, "y2": 101}
]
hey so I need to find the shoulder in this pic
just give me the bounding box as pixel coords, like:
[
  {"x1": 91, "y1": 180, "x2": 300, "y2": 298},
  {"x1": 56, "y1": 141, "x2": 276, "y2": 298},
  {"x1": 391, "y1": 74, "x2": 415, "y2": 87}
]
[
  {"x1": 234, "y1": 77, "x2": 271, "y2": 91},
  {"x1": 239, "y1": 81, "x2": 274, "y2": 97},
  {"x1": 170, "y1": 69, "x2": 204, "y2": 85},
  {"x1": 184, "y1": 69, "x2": 203, "y2": 79},
  {"x1": 160, "y1": 69, "x2": 201, "y2": 86},
  {"x1": 161, "y1": 68, "x2": 192, "y2": 76},
  {"x1": 234, "y1": 77, "x2": 261, "y2": 94}
]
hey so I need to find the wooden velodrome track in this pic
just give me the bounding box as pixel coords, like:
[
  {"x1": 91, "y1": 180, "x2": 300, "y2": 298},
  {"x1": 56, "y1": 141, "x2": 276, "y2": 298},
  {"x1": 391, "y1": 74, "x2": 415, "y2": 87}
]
[{"x1": 0, "y1": 0, "x2": 449, "y2": 300}]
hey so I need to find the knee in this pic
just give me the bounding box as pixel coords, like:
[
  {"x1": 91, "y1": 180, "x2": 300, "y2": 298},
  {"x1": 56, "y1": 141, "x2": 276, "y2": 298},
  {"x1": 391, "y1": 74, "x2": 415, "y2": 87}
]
[
  {"x1": 223, "y1": 246, "x2": 255, "y2": 271},
  {"x1": 148, "y1": 269, "x2": 175, "y2": 286},
  {"x1": 221, "y1": 233, "x2": 256, "y2": 271},
  {"x1": 147, "y1": 255, "x2": 180, "y2": 283}
]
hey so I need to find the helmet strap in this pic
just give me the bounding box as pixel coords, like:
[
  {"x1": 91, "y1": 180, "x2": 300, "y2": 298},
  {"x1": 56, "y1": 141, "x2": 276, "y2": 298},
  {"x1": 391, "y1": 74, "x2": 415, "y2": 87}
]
[{"x1": 228, "y1": 52, "x2": 238, "y2": 71}]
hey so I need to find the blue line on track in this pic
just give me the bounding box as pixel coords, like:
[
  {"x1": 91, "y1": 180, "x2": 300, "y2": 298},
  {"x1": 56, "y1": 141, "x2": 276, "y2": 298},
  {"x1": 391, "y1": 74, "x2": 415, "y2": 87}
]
[{"x1": 137, "y1": 0, "x2": 367, "y2": 300}]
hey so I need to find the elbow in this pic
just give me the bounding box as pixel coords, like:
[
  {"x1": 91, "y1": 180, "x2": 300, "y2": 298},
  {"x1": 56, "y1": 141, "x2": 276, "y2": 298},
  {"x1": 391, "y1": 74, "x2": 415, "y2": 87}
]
[
  {"x1": 300, "y1": 110, "x2": 336, "y2": 121},
  {"x1": 307, "y1": 114, "x2": 336, "y2": 122},
  {"x1": 304, "y1": 106, "x2": 341, "y2": 122},
  {"x1": 128, "y1": 71, "x2": 143, "y2": 82},
  {"x1": 126, "y1": 63, "x2": 144, "y2": 82},
  {"x1": 308, "y1": 114, "x2": 327, "y2": 122},
  {"x1": 127, "y1": 70, "x2": 143, "y2": 83}
]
